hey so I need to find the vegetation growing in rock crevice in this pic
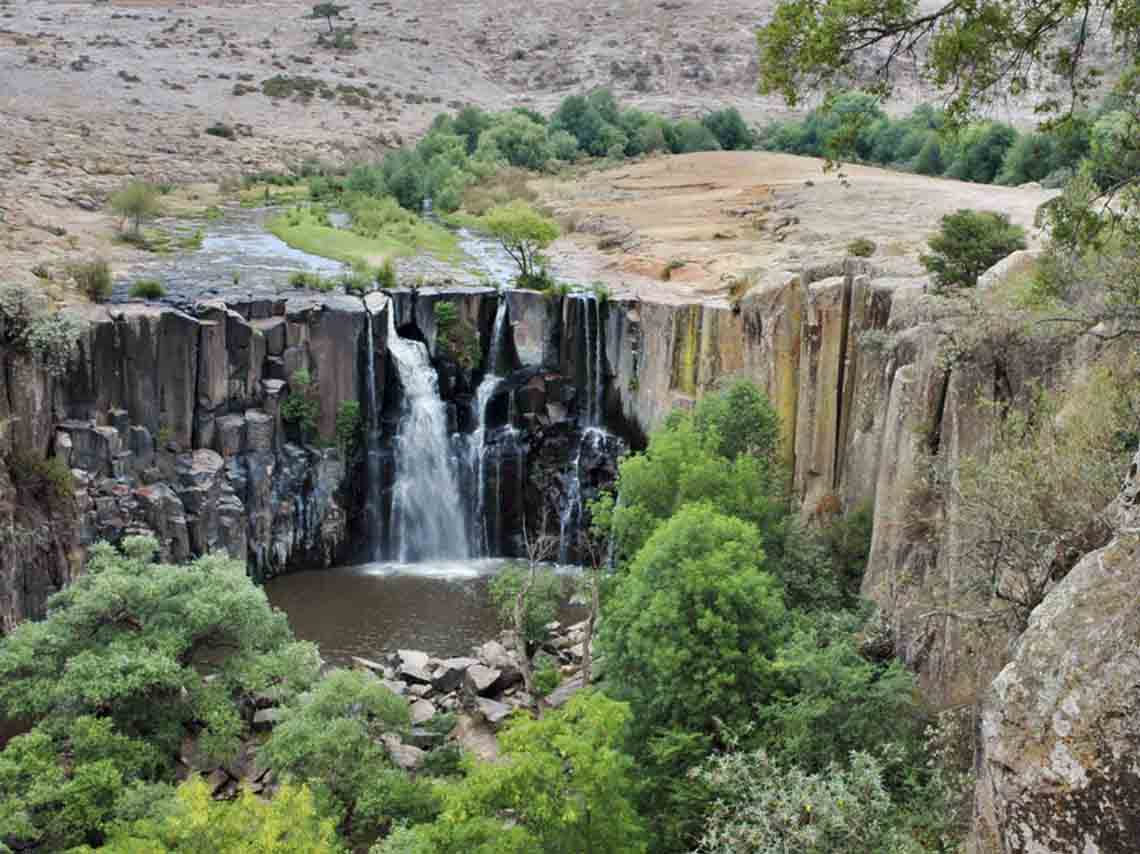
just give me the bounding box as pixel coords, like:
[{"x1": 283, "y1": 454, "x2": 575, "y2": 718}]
[
  {"x1": 432, "y1": 300, "x2": 481, "y2": 370},
  {"x1": 281, "y1": 368, "x2": 321, "y2": 441},
  {"x1": 0, "y1": 282, "x2": 83, "y2": 376}
]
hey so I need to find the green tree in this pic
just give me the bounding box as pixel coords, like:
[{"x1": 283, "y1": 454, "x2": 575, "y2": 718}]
[
  {"x1": 377, "y1": 692, "x2": 647, "y2": 854},
  {"x1": 110, "y1": 181, "x2": 161, "y2": 236},
  {"x1": 758, "y1": 614, "x2": 922, "y2": 772},
  {"x1": 479, "y1": 201, "x2": 559, "y2": 284},
  {"x1": 0, "y1": 537, "x2": 318, "y2": 758},
  {"x1": 920, "y1": 209, "x2": 1027, "y2": 290},
  {"x1": 913, "y1": 134, "x2": 943, "y2": 176},
  {"x1": 550, "y1": 94, "x2": 610, "y2": 156},
  {"x1": 943, "y1": 122, "x2": 1018, "y2": 184},
  {"x1": 0, "y1": 537, "x2": 320, "y2": 849},
  {"x1": 308, "y1": 2, "x2": 347, "y2": 33},
  {"x1": 608, "y1": 381, "x2": 784, "y2": 561},
  {"x1": 702, "y1": 108, "x2": 755, "y2": 151},
  {"x1": 0, "y1": 717, "x2": 163, "y2": 850},
  {"x1": 755, "y1": 0, "x2": 1139, "y2": 128},
  {"x1": 91, "y1": 777, "x2": 343, "y2": 853},
  {"x1": 260, "y1": 669, "x2": 413, "y2": 838},
  {"x1": 671, "y1": 119, "x2": 721, "y2": 154},
  {"x1": 601, "y1": 504, "x2": 787, "y2": 738}
]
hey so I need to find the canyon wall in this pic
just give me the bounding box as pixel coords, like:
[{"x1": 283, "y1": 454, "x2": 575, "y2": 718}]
[{"x1": 0, "y1": 263, "x2": 1102, "y2": 713}]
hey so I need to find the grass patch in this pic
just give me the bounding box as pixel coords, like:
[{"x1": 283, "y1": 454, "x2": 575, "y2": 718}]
[
  {"x1": 268, "y1": 204, "x2": 461, "y2": 266},
  {"x1": 129, "y1": 279, "x2": 167, "y2": 299},
  {"x1": 240, "y1": 182, "x2": 311, "y2": 208}
]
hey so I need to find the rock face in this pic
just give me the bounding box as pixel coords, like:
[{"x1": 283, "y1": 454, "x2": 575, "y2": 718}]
[
  {"x1": 0, "y1": 255, "x2": 1113, "y2": 731},
  {"x1": 971, "y1": 459, "x2": 1140, "y2": 854}
]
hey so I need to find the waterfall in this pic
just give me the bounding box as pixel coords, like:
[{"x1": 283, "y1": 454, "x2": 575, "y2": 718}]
[
  {"x1": 386, "y1": 308, "x2": 469, "y2": 562},
  {"x1": 570, "y1": 293, "x2": 605, "y2": 427},
  {"x1": 364, "y1": 307, "x2": 384, "y2": 560},
  {"x1": 558, "y1": 436, "x2": 584, "y2": 564},
  {"x1": 559, "y1": 426, "x2": 609, "y2": 563},
  {"x1": 469, "y1": 298, "x2": 510, "y2": 555}
]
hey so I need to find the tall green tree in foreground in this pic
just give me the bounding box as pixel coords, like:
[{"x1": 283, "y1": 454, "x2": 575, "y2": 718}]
[{"x1": 0, "y1": 537, "x2": 321, "y2": 850}]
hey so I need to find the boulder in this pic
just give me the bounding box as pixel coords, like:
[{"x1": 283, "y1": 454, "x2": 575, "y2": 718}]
[
  {"x1": 398, "y1": 649, "x2": 433, "y2": 684},
  {"x1": 251, "y1": 708, "x2": 282, "y2": 730},
  {"x1": 464, "y1": 663, "x2": 503, "y2": 697},
  {"x1": 474, "y1": 697, "x2": 513, "y2": 727},
  {"x1": 382, "y1": 734, "x2": 425, "y2": 771},
  {"x1": 432, "y1": 657, "x2": 479, "y2": 693},
  {"x1": 381, "y1": 679, "x2": 408, "y2": 697},
  {"x1": 972, "y1": 527, "x2": 1140, "y2": 854},
  {"x1": 409, "y1": 698, "x2": 436, "y2": 725}
]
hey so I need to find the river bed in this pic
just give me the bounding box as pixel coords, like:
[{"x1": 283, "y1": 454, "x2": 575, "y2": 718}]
[{"x1": 265, "y1": 559, "x2": 585, "y2": 664}]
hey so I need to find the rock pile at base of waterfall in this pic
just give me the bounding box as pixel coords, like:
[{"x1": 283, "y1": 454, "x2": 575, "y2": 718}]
[{"x1": 352, "y1": 619, "x2": 594, "y2": 734}]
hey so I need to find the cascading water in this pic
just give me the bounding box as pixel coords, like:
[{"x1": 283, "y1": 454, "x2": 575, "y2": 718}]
[
  {"x1": 364, "y1": 304, "x2": 384, "y2": 561},
  {"x1": 386, "y1": 308, "x2": 470, "y2": 562},
  {"x1": 469, "y1": 298, "x2": 510, "y2": 555},
  {"x1": 558, "y1": 294, "x2": 613, "y2": 560}
]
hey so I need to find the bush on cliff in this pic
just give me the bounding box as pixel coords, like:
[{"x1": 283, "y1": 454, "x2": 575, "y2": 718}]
[
  {"x1": 0, "y1": 282, "x2": 82, "y2": 376},
  {"x1": 921, "y1": 210, "x2": 1027, "y2": 290}
]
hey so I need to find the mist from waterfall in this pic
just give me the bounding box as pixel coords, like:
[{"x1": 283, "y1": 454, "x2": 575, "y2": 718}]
[{"x1": 386, "y1": 308, "x2": 470, "y2": 562}]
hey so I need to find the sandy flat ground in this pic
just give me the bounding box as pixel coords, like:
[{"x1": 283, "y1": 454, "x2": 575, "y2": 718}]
[{"x1": 539, "y1": 151, "x2": 1056, "y2": 302}]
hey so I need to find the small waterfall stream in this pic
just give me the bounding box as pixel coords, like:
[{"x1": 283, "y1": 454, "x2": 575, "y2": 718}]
[
  {"x1": 469, "y1": 298, "x2": 511, "y2": 555},
  {"x1": 558, "y1": 294, "x2": 612, "y2": 560},
  {"x1": 364, "y1": 307, "x2": 384, "y2": 561},
  {"x1": 386, "y1": 308, "x2": 470, "y2": 562}
]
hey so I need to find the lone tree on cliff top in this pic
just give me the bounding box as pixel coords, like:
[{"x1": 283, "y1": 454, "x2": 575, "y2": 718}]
[
  {"x1": 307, "y1": 3, "x2": 347, "y2": 33},
  {"x1": 480, "y1": 201, "x2": 560, "y2": 288}
]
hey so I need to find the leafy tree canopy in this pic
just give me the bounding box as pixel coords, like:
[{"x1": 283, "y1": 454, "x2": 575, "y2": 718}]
[
  {"x1": 601, "y1": 504, "x2": 788, "y2": 738},
  {"x1": 376, "y1": 692, "x2": 647, "y2": 854},
  {"x1": 479, "y1": 201, "x2": 560, "y2": 282},
  {"x1": 756, "y1": 0, "x2": 1140, "y2": 127},
  {"x1": 0, "y1": 537, "x2": 319, "y2": 761}
]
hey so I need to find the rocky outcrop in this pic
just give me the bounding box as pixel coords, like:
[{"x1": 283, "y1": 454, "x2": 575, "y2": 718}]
[{"x1": 971, "y1": 454, "x2": 1140, "y2": 853}]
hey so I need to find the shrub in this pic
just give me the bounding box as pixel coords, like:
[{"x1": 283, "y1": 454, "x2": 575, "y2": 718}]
[
  {"x1": 205, "y1": 122, "x2": 236, "y2": 140},
  {"x1": 920, "y1": 209, "x2": 1027, "y2": 289},
  {"x1": 846, "y1": 237, "x2": 876, "y2": 257},
  {"x1": 0, "y1": 283, "x2": 82, "y2": 376},
  {"x1": 702, "y1": 107, "x2": 754, "y2": 150},
  {"x1": 70, "y1": 258, "x2": 113, "y2": 302},
  {"x1": 488, "y1": 563, "x2": 562, "y2": 646},
  {"x1": 5, "y1": 451, "x2": 74, "y2": 508},
  {"x1": 374, "y1": 258, "x2": 397, "y2": 288},
  {"x1": 281, "y1": 368, "x2": 321, "y2": 440},
  {"x1": 671, "y1": 119, "x2": 722, "y2": 153},
  {"x1": 335, "y1": 399, "x2": 363, "y2": 461},
  {"x1": 533, "y1": 656, "x2": 562, "y2": 697},
  {"x1": 913, "y1": 134, "x2": 943, "y2": 175},
  {"x1": 109, "y1": 181, "x2": 161, "y2": 235},
  {"x1": 128, "y1": 278, "x2": 166, "y2": 299},
  {"x1": 694, "y1": 749, "x2": 922, "y2": 854}
]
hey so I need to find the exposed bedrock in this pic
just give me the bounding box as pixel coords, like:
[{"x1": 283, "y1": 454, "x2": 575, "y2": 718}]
[{"x1": 971, "y1": 453, "x2": 1140, "y2": 854}]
